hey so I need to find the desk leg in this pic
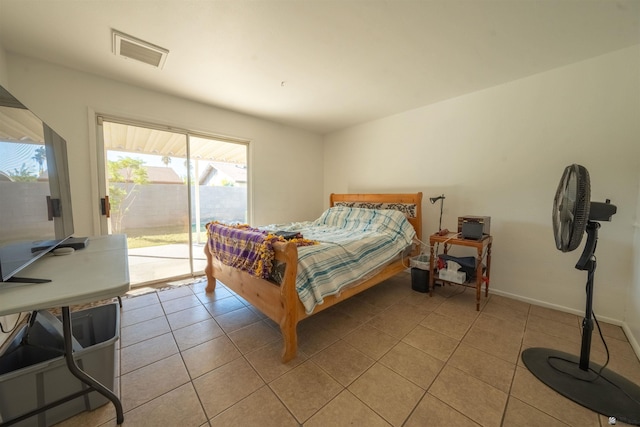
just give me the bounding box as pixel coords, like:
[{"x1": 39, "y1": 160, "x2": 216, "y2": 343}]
[{"x1": 61, "y1": 307, "x2": 124, "y2": 425}]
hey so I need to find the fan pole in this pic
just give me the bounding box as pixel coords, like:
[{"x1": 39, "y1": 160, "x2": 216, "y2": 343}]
[
  {"x1": 576, "y1": 221, "x2": 599, "y2": 371},
  {"x1": 579, "y1": 257, "x2": 595, "y2": 370}
]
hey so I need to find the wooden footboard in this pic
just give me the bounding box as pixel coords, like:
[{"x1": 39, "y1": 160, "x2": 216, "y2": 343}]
[
  {"x1": 204, "y1": 192, "x2": 423, "y2": 363},
  {"x1": 204, "y1": 239, "x2": 302, "y2": 362},
  {"x1": 204, "y1": 242, "x2": 414, "y2": 362}
]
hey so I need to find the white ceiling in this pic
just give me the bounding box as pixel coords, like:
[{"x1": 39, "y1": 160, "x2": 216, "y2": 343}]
[{"x1": 0, "y1": 0, "x2": 638, "y2": 135}]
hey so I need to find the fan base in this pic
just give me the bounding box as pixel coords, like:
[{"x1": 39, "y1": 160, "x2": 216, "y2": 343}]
[{"x1": 522, "y1": 347, "x2": 640, "y2": 425}]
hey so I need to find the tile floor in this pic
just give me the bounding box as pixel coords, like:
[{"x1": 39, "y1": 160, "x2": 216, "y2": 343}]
[{"x1": 54, "y1": 272, "x2": 640, "y2": 427}]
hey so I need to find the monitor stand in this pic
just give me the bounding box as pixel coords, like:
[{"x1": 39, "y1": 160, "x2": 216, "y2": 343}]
[{"x1": 58, "y1": 237, "x2": 89, "y2": 250}]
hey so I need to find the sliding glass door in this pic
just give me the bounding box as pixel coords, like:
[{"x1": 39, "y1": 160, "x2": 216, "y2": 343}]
[{"x1": 96, "y1": 118, "x2": 248, "y2": 286}]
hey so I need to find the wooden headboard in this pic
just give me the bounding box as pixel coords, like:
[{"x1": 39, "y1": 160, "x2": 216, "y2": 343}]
[{"x1": 329, "y1": 192, "x2": 423, "y2": 241}]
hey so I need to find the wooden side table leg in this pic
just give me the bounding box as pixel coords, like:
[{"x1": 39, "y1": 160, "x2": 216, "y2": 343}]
[
  {"x1": 485, "y1": 242, "x2": 492, "y2": 297},
  {"x1": 476, "y1": 246, "x2": 482, "y2": 311},
  {"x1": 429, "y1": 243, "x2": 435, "y2": 296}
]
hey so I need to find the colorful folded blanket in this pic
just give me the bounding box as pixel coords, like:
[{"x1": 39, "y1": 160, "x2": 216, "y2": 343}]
[
  {"x1": 206, "y1": 222, "x2": 316, "y2": 279},
  {"x1": 206, "y1": 222, "x2": 275, "y2": 278}
]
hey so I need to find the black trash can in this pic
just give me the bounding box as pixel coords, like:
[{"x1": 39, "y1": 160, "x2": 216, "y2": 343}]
[
  {"x1": 409, "y1": 254, "x2": 431, "y2": 293},
  {"x1": 411, "y1": 267, "x2": 430, "y2": 293}
]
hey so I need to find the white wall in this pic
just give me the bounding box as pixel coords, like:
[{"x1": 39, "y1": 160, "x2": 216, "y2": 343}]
[
  {"x1": 5, "y1": 54, "x2": 325, "y2": 236},
  {"x1": 325, "y1": 46, "x2": 640, "y2": 328},
  {"x1": 0, "y1": 44, "x2": 7, "y2": 87},
  {"x1": 629, "y1": 178, "x2": 640, "y2": 354}
]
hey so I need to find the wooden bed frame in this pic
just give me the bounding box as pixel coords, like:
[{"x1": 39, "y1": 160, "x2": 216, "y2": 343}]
[{"x1": 204, "y1": 192, "x2": 423, "y2": 362}]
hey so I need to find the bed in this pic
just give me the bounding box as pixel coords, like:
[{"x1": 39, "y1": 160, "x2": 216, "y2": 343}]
[{"x1": 203, "y1": 192, "x2": 423, "y2": 362}]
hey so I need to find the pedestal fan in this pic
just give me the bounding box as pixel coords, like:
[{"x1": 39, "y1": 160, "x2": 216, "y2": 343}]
[{"x1": 521, "y1": 164, "x2": 640, "y2": 424}]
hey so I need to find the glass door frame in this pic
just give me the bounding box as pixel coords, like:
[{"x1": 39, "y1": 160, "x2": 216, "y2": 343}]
[{"x1": 92, "y1": 113, "x2": 250, "y2": 285}]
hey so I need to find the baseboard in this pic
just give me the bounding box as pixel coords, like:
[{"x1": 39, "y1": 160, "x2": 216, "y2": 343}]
[
  {"x1": 623, "y1": 323, "x2": 640, "y2": 361},
  {"x1": 490, "y1": 288, "x2": 640, "y2": 361},
  {"x1": 490, "y1": 288, "x2": 590, "y2": 318}
]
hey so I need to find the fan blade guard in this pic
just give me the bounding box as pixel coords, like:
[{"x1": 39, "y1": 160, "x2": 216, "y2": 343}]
[{"x1": 552, "y1": 164, "x2": 590, "y2": 252}]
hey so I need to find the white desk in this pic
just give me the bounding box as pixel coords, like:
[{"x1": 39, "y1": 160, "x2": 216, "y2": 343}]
[
  {"x1": 0, "y1": 234, "x2": 129, "y2": 425},
  {"x1": 0, "y1": 235, "x2": 130, "y2": 316}
]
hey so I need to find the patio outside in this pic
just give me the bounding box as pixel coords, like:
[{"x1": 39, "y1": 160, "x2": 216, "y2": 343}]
[
  {"x1": 116, "y1": 184, "x2": 247, "y2": 287},
  {"x1": 125, "y1": 228, "x2": 209, "y2": 286}
]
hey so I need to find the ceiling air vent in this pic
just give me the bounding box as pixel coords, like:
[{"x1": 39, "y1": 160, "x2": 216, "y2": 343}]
[{"x1": 112, "y1": 30, "x2": 168, "y2": 69}]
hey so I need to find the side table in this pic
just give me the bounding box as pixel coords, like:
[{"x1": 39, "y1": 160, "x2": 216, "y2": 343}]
[{"x1": 429, "y1": 232, "x2": 493, "y2": 310}]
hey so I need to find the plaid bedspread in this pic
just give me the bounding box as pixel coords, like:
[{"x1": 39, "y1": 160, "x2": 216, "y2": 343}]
[{"x1": 263, "y1": 206, "x2": 416, "y2": 313}]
